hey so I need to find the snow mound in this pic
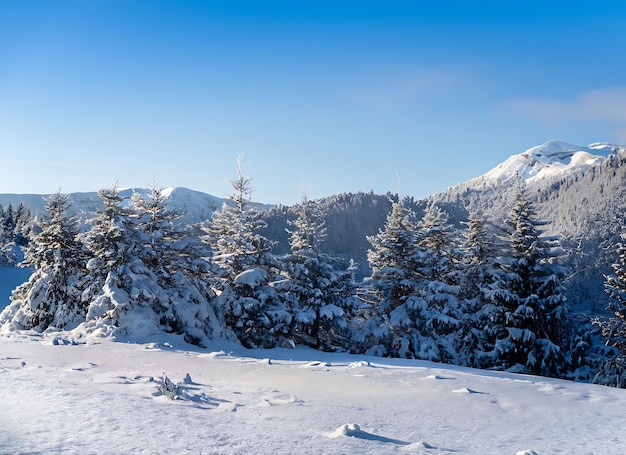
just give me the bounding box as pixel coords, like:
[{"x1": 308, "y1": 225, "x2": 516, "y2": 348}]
[
  {"x1": 348, "y1": 360, "x2": 371, "y2": 368},
  {"x1": 235, "y1": 267, "x2": 268, "y2": 287},
  {"x1": 452, "y1": 387, "x2": 485, "y2": 394},
  {"x1": 326, "y1": 423, "x2": 410, "y2": 445},
  {"x1": 516, "y1": 450, "x2": 539, "y2": 455}
]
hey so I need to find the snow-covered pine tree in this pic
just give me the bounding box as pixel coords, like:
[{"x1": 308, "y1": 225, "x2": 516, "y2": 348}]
[
  {"x1": 277, "y1": 194, "x2": 358, "y2": 351},
  {"x1": 361, "y1": 197, "x2": 419, "y2": 357},
  {"x1": 457, "y1": 211, "x2": 506, "y2": 368},
  {"x1": 410, "y1": 203, "x2": 462, "y2": 362},
  {"x1": 0, "y1": 191, "x2": 86, "y2": 332},
  {"x1": 593, "y1": 233, "x2": 626, "y2": 387},
  {"x1": 492, "y1": 183, "x2": 569, "y2": 376},
  {"x1": 0, "y1": 203, "x2": 19, "y2": 265},
  {"x1": 202, "y1": 159, "x2": 287, "y2": 348},
  {"x1": 78, "y1": 183, "x2": 166, "y2": 338},
  {"x1": 132, "y1": 184, "x2": 229, "y2": 345}
]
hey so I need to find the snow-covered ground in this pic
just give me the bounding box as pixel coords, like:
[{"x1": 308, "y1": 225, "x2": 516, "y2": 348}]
[{"x1": 1, "y1": 331, "x2": 624, "y2": 455}]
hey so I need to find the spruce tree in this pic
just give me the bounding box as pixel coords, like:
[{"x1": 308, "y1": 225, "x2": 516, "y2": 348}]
[
  {"x1": 492, "y1": 183, "x2": 569, "y2": 376},
  {"x1": 0, "y1": 191, "x2": 86, "y2": 331},
  {"x1": 457, "y1": 212, "x2": 506, "y2": 368},
  {"x1": 78, "y1": 184, "x2": 158, "y2": 336},
  {"x1": 593, "y1": 233, "x2": 626, "y2": 387},
  {"x1": 411, "y1": 203, "x2": 461, "y2": 362},
  {"x1": 132, "y1": 185, "x2": 228, "y2": 345},
  {"x1": 362, "y1": 197, "x2": 419, "y2": 357},
  {"x1": 202, "y1": 159, "x2": 287, "y2": 348},
  {"x1": 277, "y1": 194, "x2": 357, "y2": 350}
]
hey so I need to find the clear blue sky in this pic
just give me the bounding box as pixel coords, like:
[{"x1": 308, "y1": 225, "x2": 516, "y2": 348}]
[{"x1": 2, "y1": 1, "x2": 626, "y2": 205}]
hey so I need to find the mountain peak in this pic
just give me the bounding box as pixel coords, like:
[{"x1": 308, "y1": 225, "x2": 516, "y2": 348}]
[{"x1": 482, "y1": 140, "x2": 624, "y2": 185}]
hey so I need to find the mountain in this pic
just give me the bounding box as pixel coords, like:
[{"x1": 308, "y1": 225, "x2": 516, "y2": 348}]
[
  {"x1": 480, "y1": 140, "x2": 619, "y2": 185},
  {"x1": 428, "y1": 140, "x2": 626, "y2": 311},
  {"x1": 0, "y1": 187, "x2": 230, "y2": 226}
]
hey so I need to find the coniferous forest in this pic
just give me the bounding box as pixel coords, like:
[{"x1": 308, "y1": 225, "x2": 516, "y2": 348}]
[{"x1": 1, "y1": 156, "x2": 626, "y2": 389}]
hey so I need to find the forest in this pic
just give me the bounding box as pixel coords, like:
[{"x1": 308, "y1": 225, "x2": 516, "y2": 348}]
[{"x1": 1, "y1": 159, "x2": 626, "y2": 389}]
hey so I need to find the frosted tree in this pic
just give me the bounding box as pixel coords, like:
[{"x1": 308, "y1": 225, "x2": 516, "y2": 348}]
[
  {"x1": 132, "y1": 184, "x2": 228, "y2": 345},
  {"x1": 361, "y1": 197, "x2": 420, "y2": 357},
  {"x1": 202, "y1": 158, "x2": 286, "y2": 347},
  {"x1": 277, "y1": 194, "x2": 358, "y2": 350},
  {"x1": 0, "y1": 204, "x2": 18, "y2": 265},
  {"x1": 593, "y1": 233, "x2": 626, "y2": 387},
  {"x1": 492, "y1": 183, "x2": 569, "y2": 376},
  {"x1": 457, "y1": 211, "x2": 506, "y2": 367},
  {"x1": 0, "y1": 191, "x2": 86, "y2": 331},
  {"x1": 203, "y1": 157, "x2": 274, "y2": 278},
  {"x1": 410, "y1": 203, "x2": 462, "y2": 362},
  {"x1": 77, "y1": 183, "x2": 163, "y2": 338}
]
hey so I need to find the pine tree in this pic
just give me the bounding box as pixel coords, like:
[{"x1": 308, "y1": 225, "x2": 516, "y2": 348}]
[
  {"x1": 457, "y1": 211, "x2": 506, "y2": 368},
  {"x1": 492, "y1": 183, "x2": 569, "y2": 376},
  {"x1": 0, "y1": 191, "x2": 86, "y2": 331},
  {"x1": 78, "y1": 183, "x2": 158, "y2": 336},
  {"x1": 132, "y1": 184, "x2": 228, "y2": 345},
  {"x1": 202, "y1": 159, "x2": 286, "y2": 348},
  {"x1": 277, "y1": 194, "x2": 358, "y2": 350},
  {"x1": 203, "y1": 157, "x2": 274, "y2": 279},
  {"x1": 593, "y1": 233, "x2": 626, "y2": 387},
  {"x1": 362, "y1": 197, "x2": 419, "y2": 357},
  {"x1": 411, "y1": 203, "x2": 462, "y2": 362}
]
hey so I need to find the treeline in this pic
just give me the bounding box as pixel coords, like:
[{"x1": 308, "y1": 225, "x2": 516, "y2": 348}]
[
  {"x1": 0, "y1": 203, "x2": 31, "y2": 265},
  {"x1": 1, "y1": 164, "x2": 625, "y2": 386}
]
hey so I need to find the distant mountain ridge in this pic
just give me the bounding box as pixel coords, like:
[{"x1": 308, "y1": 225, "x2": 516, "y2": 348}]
[
  {"x1": 0, "y1": 187, "x2": 236, "y2": 225},
  {"x1": 469, "y1": 140, "x2": 624, "y2": 187}
]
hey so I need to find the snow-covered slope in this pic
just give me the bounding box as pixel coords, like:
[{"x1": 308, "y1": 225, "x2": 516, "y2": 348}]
[
  {"x1": 1, "y1": 332, "x2": 624, "y2": 454},
  {"x1": 480, "y1": 140, "x2": 624, "y2": 185}
]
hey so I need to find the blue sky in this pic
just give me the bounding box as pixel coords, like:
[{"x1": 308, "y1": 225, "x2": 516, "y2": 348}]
[{"x1": 2, "y1": 1, "x2": 626, "y2": 205}]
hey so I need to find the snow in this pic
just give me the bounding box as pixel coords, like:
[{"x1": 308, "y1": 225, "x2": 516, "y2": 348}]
[
  {"x1": 481, "y1": 140, "x2": 624, "y2": 185},
  {"x1": 2, "y1": 331, "x2": 625, "y2": 454}
]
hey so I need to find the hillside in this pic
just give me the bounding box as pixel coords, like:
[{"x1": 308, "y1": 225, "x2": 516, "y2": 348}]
[{"x1": 428, "y1": 140, "x2": 626, "y2": 311}]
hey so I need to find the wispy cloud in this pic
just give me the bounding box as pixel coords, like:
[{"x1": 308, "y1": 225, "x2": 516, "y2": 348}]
[
  {"x1": 347, "y1": 64, "x2": 477, "y2": 110},
  {"x1": 501, "y1": 87, "x2": 626, "y2": 139}
]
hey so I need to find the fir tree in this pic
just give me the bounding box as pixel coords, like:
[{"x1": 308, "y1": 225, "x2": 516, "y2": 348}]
[
  {"x1": 132, "y1": 184, "x2": 228, "y2": 345},
  {"x1": 202, "y1": 159, "x2": 286, "y2": 348},
  {"x1": 492, "y1": 183, "x2": 569, "y2": 376},
  {"x1": 0, "y1": 191, "x2": 86, "y2": 331},
  {"x1": 457, "y1": 211, "x2": 506, "y2": 368},
  {"x1": 362, "y1": 197, "x2": 419, "y2": 357},
  {"x1": 593, "y1": 233, "x2": 626, "y2": 387},
  {"x1": 404, "y1": 203, "x2": 461, "y2": 362},
  {"x1": 79, "y1": 183, "x2": 157, "y2": 335},
  {"x1": 277, "y1": 194, "x2": 358, "y2": 350}
]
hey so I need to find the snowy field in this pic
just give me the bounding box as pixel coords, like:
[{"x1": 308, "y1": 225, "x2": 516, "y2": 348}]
[{"x1": 1, "y1": 331, "x2": 625, "y2": 455}]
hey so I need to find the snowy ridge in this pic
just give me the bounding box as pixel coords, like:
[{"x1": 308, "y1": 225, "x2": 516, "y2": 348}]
[
  {"x1": 480, "y1": 140, "x2": 624, "y2": 185},
  {"x1": 0, "y1": 186, "x2": 274, "y2": 226}
]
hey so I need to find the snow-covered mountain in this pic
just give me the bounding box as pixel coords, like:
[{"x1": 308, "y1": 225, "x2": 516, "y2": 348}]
[
  {"x1": 0, "y1": 187, "x2": 230, "y2": 225},
  {"x1": 475, "y1": 140, "x2": 624, "y2": 186}
]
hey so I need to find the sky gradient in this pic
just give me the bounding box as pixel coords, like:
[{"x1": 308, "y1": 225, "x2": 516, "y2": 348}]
[{"x1": 2, "y1": 1, "x2": 626, "y2": 205}]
